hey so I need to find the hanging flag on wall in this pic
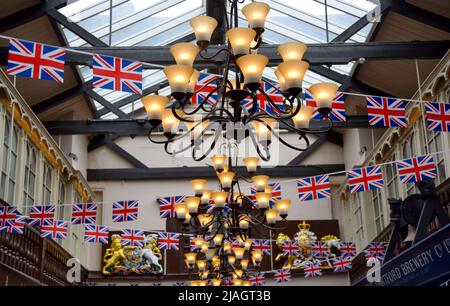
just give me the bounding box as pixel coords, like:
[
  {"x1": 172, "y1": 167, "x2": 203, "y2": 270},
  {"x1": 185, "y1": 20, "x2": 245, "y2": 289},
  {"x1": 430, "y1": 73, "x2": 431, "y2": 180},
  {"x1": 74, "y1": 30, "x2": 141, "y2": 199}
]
[
  {"x1": 40, "y1": 220, "x2": 68, "y2": 239},
  {"x1": 281, "y1": 240, "x2": 300, "y2": 257},
  {"x1": 311, "y1": 241, "x2": 330, "y2": 258},
  {"x1": 0, "y1": 206, "x2": 18, "y2": 228},
  {"x1": 190, "y1": 72, "x2": 219, "y2": 106},
  {"x1": 84, "y1": 225, "x2": 110, "y2": 244},
  {"x1": 112, "y1": 200, "x2": 139, "y2": 222},
  {"x1": 7, "y1": 38, "x2": 65, "y2": 82},
  {"x1": 71, "y1": 202, "x2": 97, "y2": 224},
  {"x1": 273, "y1": 269, "x2": 291, "y2": 283},
  {"x1": 157, "y1": 196, "x2": 185, "y2": 219},
  {"x1": 396, "y1": 154, "x2": 437, "y2": 184},
  {"x1": 121, "y1": 229, "x2": 145, "y2": 247},
  {"x1": 241, "y1": 81, "x2": 285, "y2": 115},
  {"x1": 249, "y1": 273, "x2": 266, "y2": 286},
  {"x1": 1, "y1": 214, "x2": 26, "y2": 234},
  {"x1": 366, "y1": 96, "x2": 407, "y2": 127},
  {"x1": 425, "y1": 101, "x2": 450, "y2": 132},
  {"x1": 158, "y1": 232, "x2": 180, "y2": 250},
  {"x1": 305, "y1": 90, "x2": 346, "y2": 122},
  {"x1": 252, "y1": 239, "x2": 271, "y2": 255},
  {"x1": 92, "y1": 54, "x2": 142, "y2": 94},
  {"x1": 332, "y1": 256, "x2": 353, "y2": 272},
  {"x1": 347, "y1": 165, "x2": 384, "y2": 193},
  {"x1": 303, "y1": 261, "x2": 323, "y2": 278},
  {"x1": 29, "y1": 205, "x2": 55, "y2": 227},
  {"x1": 363, "y1": 242, "x2": 387, "y2": 261},
  {"x1": 297, "y1": 174, "x2": 331, "y2": 202},
  {"x1": 339, "y1": 242, "x2": 357, "y2": 257}
]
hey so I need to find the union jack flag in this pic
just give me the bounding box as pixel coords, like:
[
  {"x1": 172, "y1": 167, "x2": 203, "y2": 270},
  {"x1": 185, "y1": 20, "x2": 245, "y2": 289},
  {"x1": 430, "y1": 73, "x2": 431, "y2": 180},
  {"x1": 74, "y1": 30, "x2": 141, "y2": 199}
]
[
  {"x1": 157, "y1": 196, "x2": 185, "y2": 219},
  {"x1": 273, "y1": 269, "x2": 291, "y2": 283},
  {"x1": 173, "y1": 282, "x2": 188, "y2": 286},
  {"x1": 305, "y1": 90, "x2": 346, "y2": 122},
  {"x1": 347, "y1": 165, "x2": 384, "y2": 193},
  {"x1": 241, "y1": 81, "x2": 284, "y2": 115},
  {"x1": 0, "y1": 206, "x2": 18, "y2": 228},
  {"x1": 425, "y1": 102, "x2": 450, "y2": 132},
  {"x1": 1, "y1": 215, "x2": 26, "y2": 234},
  {"x1": 158, "y1": 232, "x2": 180, "y2": 251},
  {"x1": 84, "y1": 225, "x2": 109, "y2": 244},
  {"x1": 397, "y1": 154, "x2": 436, "y2": 185},
  {"x1": 249, "y1": 273, "x2": 266, "y2": 286},
  {"x1": 112, "y1": 200, "x2": 139, "y2": 222},
  {"x1": 311, "y1": 242, "x2": 330, "y2": 258},
  {"x1": 40, "y1": 220, "x2": 68, "y2": 239},
  {"x1": 332, "y1": 256, "x2": 353, "y2": 272},
  {"x1": 7, "y1": 38, "x2": 65, "y2": 82},
  {"x1": 92, "y1": 54, "x2": 142, "y2": 94},
  {"x1": 250, "y1": 182, "x2": 282, "y2": 206},
  {"x1": 281, "y1": 240, "x2": 300, "y2": 257},
  {"x1": 29, "y1": 205, "x2": 55, "y2": 227},
  {"x1": 252, "y1": 239, "x2": 271, "y2": 255},
  {"x1": 71, "y1": 202, "x2": 97, "y2": 224},
  {"x1": 297, "y1": 175, "x2": 331, "y2": 202},
  {"x1": 303, "y1": 261, "x2": 322, "y2": 278},
  {"x1": 190, "y1": 72, "x2": 219, "y2": 106},
  {"x1": 366, "y1": 96, "x2": 407, "y2": 127},
  {"x1": 222, "y1": 277, "x2": 233, "y2": 286},
  {"x1": 231, "y1": 238, "x2": 243, "y2": 249},
  {"x1": 339, "y1": 242, "x2": 357, "y2": 257},
  {"x1": 363, "y1": 242, "x2": 386, "y2": 261},
  {"x1": 121, "y1": 229, "x2": 145, "y2": 247}
]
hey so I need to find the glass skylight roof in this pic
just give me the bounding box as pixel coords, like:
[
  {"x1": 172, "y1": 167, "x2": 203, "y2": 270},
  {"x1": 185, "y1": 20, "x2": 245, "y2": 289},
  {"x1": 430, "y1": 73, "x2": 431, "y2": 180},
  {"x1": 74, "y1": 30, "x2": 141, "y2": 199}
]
[{"x1": 59, "y1": 0, "x2": 377, "y2": 118}]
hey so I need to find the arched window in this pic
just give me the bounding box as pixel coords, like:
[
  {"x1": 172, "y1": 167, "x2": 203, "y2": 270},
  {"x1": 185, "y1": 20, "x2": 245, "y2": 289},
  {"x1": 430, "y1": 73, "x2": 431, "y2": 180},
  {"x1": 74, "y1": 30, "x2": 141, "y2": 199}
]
[
  {"x1": 0, "y1": 118, "x2": 19, "y2": 204},
  {"x1": 23, "y1": 142, "x2": 38, "y2": 214},
  {"x1": 42, "y1": 163, "x2": 53, "y2": 204}
]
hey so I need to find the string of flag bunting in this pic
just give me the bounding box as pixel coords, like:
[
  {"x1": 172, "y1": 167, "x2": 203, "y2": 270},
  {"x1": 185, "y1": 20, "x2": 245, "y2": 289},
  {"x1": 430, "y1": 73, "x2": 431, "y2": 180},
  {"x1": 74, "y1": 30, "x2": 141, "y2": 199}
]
[{"x1": 1, "y1": 35, "x2": 449, "y2": 131}]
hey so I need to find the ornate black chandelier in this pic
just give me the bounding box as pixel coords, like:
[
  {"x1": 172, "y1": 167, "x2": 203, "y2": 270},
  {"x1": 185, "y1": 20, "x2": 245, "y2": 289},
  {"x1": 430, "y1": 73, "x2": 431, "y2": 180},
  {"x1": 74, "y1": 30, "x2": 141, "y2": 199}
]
[
  {"x1": 174, "y1": 150, "x2": 291, "y2": 286},
  {"x1": 142, "y1": 0, "x2": 339, "y2": 162}
]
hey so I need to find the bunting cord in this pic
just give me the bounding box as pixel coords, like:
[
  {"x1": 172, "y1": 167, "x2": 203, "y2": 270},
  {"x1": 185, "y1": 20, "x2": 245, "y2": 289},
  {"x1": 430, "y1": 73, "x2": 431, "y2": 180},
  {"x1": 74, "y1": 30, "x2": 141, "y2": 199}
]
[{"x1": 0, "y1": 34, "x2": 446, "y2": 104}]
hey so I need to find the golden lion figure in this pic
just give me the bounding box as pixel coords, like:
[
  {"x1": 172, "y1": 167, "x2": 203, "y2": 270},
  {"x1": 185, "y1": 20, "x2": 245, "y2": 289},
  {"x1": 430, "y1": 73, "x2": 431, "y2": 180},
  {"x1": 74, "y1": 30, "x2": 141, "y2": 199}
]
[
  {"x1": 274, "y1": 233, "x2": 297, "y2": 269},
  {"x1": 102, "y1": 234, "x2": 126, "y2": 275}
]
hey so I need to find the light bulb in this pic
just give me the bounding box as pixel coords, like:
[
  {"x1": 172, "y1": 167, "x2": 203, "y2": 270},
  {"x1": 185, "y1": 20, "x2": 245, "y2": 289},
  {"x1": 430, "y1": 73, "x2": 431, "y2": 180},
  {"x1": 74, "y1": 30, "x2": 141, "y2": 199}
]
[
  {"x1": 308, "y1": 82, "x2": 339, "y2": 112},
  {"x1": 226, "y1": 28, "x2": 256, "y2": 56},
  {"x1": 174, "y1": 204, "x2": 187, "y2": 220},
  {"x1": 212, "y1": 191, "x2": 229, "y2": 208},
  {"x1": 191, "y1": 179, "x2": 207, "y2": 196},
  {"x1": 275, "y1": 199, "x2": 291, "y2": 218},
  {"x1": 278, "y1": 42, "x2": 308, "y2": 61},
  {"x1": 242, "y1": 1, "x2": 270, "y2": 29},
  {"x1": 252, "y1": 175, "x2": 269, "y2": 192},
  {"x1": 265, "y1": 209, "x2": 279, "y2": 225},
  {"x1": 163, "y1": 64, "x2": 194, "y2": 99},
  {"x1": 277, "y1": 60, "x2": 309, "y2": 96},
  {"x1": 141, "y1": 95, "x2": 168, "y2": 124},
  {"x1": 218, "y1": 171, "x2": 235, "y2": 190},
  {"x1": 236, "y1": 54, "x2": 268, "y2": 91},
  {"x1": 185, "y1": 196, "x2": 200, "y2": 214},
  {"x1": 161, "y1": 109, "x2": 180, "y2": 136},
  {"x1": 211, "y1": 154, "x2": 227, "y2": 172},
  {"x1": 201, "y1": 189, "x2": 212, "y2": 204},
  {"x1": 292, "y1": 104, "x2": 315, "y2": 129},
  {"x1": 190, "y1": 16, "x2": 218, "y2": 47},
  {"x1": 255, "y1": 192, "x2": 271, "y2": 209},
  {"x1": 243, "y1": 157, "x2": 259, "y2": 174},
  {"x1": 169, "y1": 42, "x2": 199, "y2": 66}
]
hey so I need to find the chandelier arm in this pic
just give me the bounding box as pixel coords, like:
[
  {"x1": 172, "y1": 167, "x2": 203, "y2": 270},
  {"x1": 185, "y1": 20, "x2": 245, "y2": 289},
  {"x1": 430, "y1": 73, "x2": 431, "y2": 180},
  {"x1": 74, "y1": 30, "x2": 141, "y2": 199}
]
[
  {"x1": 192, "y1": 127, "x2": 223, "y2": 161},
  {"x1": 246, "y1": 213, "x2": 286, "y2": 231},
  {"x1": 199, "y1": 47, "x2": 230, "y2": 60},
  {"x1": 258, "y1": 88, "x2": 294, "y2": 115},
  {"x1": 147, "y1": 128, "x2": 174, "y2": 145},
  {"x1": 181, "y1": 86, "x2": 221, "y2": 115},
  {"x1": 219, "y1": 48, "x2": 233, "y2": 119},
  {"x1": 248, "y1": 128, "x2": 271, "y2": 161},
  {"x1": 278, "y1": 116, "x2": 334, "y2": 135},
  {"x1": 262, "y1": 78, "x2": 290, "y2": 96}
]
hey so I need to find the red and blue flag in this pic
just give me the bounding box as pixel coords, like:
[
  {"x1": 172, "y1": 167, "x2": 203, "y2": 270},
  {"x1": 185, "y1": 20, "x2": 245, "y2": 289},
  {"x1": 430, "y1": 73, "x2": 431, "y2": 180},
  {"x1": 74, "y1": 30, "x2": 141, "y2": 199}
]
[
  {"x1": 93, "y1": 54, "x2": 142, "y2": 94},
  {"x1": 347, "y1": 165, "x2": 384, "y2": 193},
  {"x1": 7, "y1": 38, "x2": 65, "y2": 82},
  {"x1": 397, "y1": 154, "x2": 436, "y2": 185},
  {"x1": 297, "y1": 175, "x2": 331, "y2": 202},
  {"x1": 366, "y1": 96, "x2": 407, "y2": 127}
]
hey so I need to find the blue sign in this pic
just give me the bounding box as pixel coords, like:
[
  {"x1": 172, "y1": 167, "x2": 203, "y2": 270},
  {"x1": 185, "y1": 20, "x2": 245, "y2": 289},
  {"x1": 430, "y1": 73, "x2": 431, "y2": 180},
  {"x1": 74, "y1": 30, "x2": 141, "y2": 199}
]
[{"x1": 356, "y1": 223, "x2": 450, "y2": 286}]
